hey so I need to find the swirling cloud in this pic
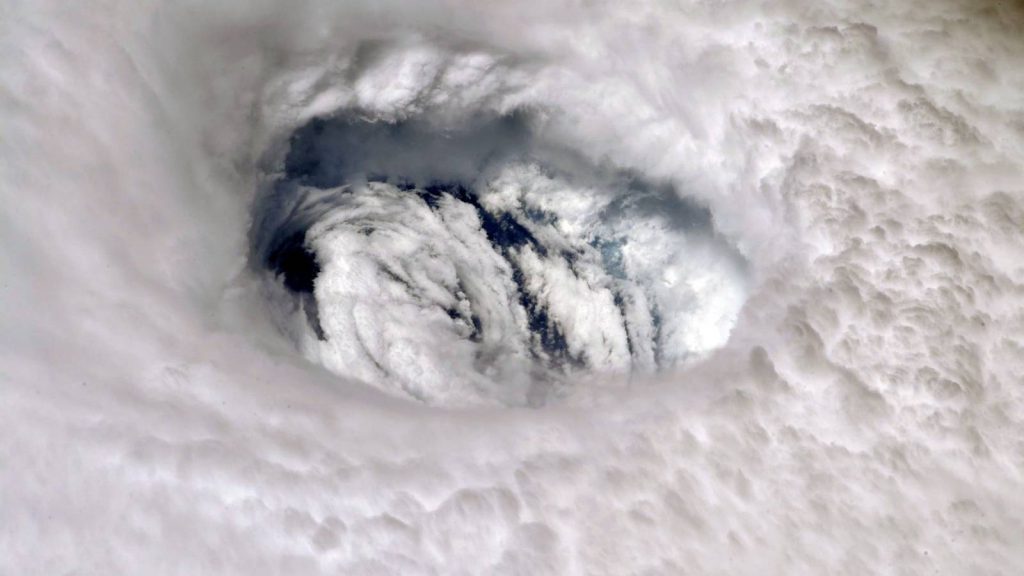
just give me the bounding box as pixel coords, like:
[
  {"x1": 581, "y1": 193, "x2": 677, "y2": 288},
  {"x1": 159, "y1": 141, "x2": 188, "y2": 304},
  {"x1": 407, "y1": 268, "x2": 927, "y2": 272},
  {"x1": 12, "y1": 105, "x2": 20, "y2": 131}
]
[{"x1": 2, "y1": 0, "x2": 1023, "y2": 574}]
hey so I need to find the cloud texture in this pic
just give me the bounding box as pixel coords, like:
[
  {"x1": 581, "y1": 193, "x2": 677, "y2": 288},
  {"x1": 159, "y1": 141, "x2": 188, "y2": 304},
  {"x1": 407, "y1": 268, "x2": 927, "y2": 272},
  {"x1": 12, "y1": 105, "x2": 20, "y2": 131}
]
[{"x1": 2, "y1": 0, "x2": 1024, "y2": 573}]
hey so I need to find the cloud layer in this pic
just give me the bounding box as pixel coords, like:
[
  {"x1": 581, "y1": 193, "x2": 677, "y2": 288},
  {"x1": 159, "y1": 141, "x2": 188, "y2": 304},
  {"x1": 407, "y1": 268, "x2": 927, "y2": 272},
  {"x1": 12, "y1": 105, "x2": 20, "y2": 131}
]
[{"x1": 2, "y1": 0, "x2": 1024, "y2": 573}]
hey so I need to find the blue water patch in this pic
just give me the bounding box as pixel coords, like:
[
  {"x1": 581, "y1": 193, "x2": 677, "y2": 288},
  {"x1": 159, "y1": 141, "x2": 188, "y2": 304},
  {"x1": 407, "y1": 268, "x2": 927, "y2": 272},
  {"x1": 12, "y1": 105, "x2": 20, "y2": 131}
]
[
  {"x1": 593, "y1": 237, "x2": 628, "y2": 280},
  {"x1": 266, "y1": 230, "x2": 319, "y2": 294}
]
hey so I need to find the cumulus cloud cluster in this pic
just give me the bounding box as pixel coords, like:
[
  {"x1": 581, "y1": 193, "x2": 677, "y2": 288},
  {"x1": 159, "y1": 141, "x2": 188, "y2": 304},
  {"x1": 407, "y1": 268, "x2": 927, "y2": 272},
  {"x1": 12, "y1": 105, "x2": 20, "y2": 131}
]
[{"x1": 2, "y1": 0, "x2": 1024, "y2": 574}]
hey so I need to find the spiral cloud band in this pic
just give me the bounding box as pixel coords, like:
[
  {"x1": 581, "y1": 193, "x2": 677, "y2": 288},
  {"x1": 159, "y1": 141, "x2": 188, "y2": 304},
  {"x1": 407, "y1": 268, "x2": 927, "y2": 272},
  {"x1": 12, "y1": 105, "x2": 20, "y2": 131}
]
[{"x1": 2, "y1": 0, "x2": 1024, "y2": 574}]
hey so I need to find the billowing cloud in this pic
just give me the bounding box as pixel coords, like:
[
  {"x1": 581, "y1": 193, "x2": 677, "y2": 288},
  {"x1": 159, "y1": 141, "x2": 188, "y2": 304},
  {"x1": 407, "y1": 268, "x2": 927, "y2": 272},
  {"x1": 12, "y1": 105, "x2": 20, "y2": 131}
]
[{"x1": 2, "y1": 0, "x2": 1024, "y2": 573}]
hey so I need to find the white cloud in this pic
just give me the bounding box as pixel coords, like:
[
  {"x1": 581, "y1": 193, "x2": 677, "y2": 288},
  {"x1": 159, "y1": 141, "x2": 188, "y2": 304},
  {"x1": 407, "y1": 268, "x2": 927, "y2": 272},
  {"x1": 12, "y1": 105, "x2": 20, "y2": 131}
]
[{"x1": 2, "y1": 0, "x2": 1024, "y2": 574}]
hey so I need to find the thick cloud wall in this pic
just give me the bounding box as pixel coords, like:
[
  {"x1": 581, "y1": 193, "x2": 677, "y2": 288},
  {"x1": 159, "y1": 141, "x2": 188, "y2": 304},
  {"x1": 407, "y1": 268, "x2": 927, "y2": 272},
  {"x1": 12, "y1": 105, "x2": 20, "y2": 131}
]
[{"x1": 2, "y1": 0, "x2": 1024, "y2": 574}]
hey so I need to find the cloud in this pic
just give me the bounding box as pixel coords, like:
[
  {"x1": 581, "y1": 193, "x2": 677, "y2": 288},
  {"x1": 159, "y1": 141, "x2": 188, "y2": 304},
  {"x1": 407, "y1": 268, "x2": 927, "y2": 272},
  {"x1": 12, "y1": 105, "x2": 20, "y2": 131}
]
[
  {"x1": 2, "y1": 0, "x2": 1024, "y2": 573},
  {"x1": 251, "y1": 112, "x2": 749, "y2": 406}
]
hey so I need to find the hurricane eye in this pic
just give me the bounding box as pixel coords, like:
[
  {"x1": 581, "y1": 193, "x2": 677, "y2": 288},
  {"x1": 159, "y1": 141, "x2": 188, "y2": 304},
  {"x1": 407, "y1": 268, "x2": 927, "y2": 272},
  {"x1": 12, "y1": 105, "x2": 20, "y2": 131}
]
[{"x1": 252, "y1": 112, "x2": 749, "y2": 407}]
